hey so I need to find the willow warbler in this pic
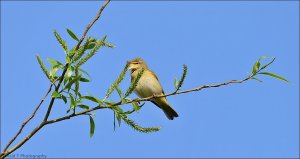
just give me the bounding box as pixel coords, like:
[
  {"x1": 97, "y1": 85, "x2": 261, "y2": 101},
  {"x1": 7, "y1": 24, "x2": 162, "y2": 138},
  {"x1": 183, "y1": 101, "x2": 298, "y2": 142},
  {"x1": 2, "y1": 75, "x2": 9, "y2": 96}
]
[{"x1": 128, "y1": 58, "x2": 179, "y2": 120}]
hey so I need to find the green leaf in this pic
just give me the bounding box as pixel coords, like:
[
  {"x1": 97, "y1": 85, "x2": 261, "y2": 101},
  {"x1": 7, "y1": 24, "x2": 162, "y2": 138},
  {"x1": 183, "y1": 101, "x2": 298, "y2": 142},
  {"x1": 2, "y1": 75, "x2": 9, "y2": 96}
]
[
  {"x1": 115, "y1": 112, "x2": 122, "y2": 127},
  {"x1": 66, "y1": 28, "x2": 79, "y2": 41},
  {"x1": 64, "y1": 75, "x2": 81, "y2": 92},
  {"x1": 61, "y1": 95, "x2": 67, "y2": 104},
  {"x1": 79, "y1": 68, "x2": 91, "y2": 79},
  {"x1": 258, "y1": 56, "x2": 270, "y2": 62},
  {"x1": 86, "y1": 43, "x2": 96, "y2": 50},
  {"x1": 260, "y1": 57, "x2": 276, "y2": 71},
  {"x1": 47, "y1": 58, "x2": 64, "y2": 68},
  {"x1": 104, "y1": 100, "x2": 115, "y2": 106},
  {"x1": 112, "y1": 106, "x2": 124, "y2": 114},
  {"x1": 132, "y1": 101, "x2": 140, "y2": 112},
  {"x1": 124, "y1": 102, "x2": 145, "y2": 115},
  {"x1": 65, "y1": 66, "x2": 74, "y2": 82},
  {"x1": 70, "y1": 88, "x2": 82, "y2": 98},
  {"x1": 78, "y1": 104, "x2": 89, "y2": 110},
  {"x1": 52, "y1": 91, "x2": 60, "y2": 98},
  {"x1": 79, "y1": 77, "x2": 90, "y2": 82},
  {"x1": 174, "y1": 78, "x2": 179, "y2": 89},
  {"x1": 69, "y1": 93, "x2": 75, "y2": 109},
  {"x1": 102, "y1": 35, "x2": 107, "y2": 41},
  {"x1": 89, "y1": 116, "x2": 95, "y2": 138},
  {"x1": 259, "y1": 72, "x2": 289, "y2": 82},
  {"x1": 66, "y1": 109, "x2": 71, "y2": 113},
  {"x1": 251, "y1": 77, "x2": 263, "y2": 82},
  {"x1": 49, "y1": 66, "x2": 59, "y2": 78},
  {"x1": 82, "y1": 96, "x2": 103, "y2": 104},
  {"x1": 252, "y1": 61, "x2": 260, "y2": 74}
]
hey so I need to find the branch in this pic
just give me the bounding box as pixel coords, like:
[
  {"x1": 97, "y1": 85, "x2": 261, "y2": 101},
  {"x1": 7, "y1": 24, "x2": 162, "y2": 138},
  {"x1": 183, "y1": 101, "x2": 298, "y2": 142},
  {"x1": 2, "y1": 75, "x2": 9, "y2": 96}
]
[
  {"x1": 43, "y1": 0, "x2": 110, "y2": 122},
  {"x1": 0, "y1": 1, "x2": 110, "y2": 158},
  {"x1": 44, "y1": 74, "x2": 253, "y2": 125},
  {"x1": 2, "y1": 84, "x2": 53, "y2": 153}
]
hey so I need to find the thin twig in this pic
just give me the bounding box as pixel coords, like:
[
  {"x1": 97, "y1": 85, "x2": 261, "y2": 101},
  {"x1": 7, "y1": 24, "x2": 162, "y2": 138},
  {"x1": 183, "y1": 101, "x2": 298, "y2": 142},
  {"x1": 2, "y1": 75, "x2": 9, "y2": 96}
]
[
  {"x1": 0, "y1": 1, "x2": 110, "y2": 158},
  {"x1": 2, "y1": 84, "x2": 53, "y2": 153},
  {"x1": 44, "y1": 75, "x2": 253, "y2": 125},
  {"x1": 43, "y1": 0, "x2": 111, "y2": 122}
]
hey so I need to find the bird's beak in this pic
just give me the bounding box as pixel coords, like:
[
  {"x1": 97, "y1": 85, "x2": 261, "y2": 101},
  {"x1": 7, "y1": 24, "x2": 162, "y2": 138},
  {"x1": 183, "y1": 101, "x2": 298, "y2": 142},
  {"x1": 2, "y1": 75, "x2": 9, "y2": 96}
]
[{"x1": 127, "y1": 61, "x2": 133, "y2": 70}]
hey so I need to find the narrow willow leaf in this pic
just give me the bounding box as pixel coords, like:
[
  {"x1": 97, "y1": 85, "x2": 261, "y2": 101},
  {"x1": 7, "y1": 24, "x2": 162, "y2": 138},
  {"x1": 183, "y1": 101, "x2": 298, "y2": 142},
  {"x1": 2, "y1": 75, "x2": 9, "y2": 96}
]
[
  {"x1": 259, "y1": 72, "x2": 289, "y2": 82},
  {"x1": 252, "y1": 61, "x2": 260, "y2": 75},
  {"x1": 102, "y1": 41, "x2": 115, "y2": 48},
  {"x1": 75, "y1": 67, "x2": 80, "y2": 98},
  {"x1": 124, "y1": 102, "x2": 145, "y2": 115},
  {"x1": 89, "y1": 116, "x2": 95, "y2": 138},
  {"x1": 113, "y1": 112, "x2": 116, "y2": 131},
  {"x1": 36, "y1": 54, "x2": 51, "y2": 80},
  {"x1": 132, "y1": 101, "x2": 140, "y2": 112},
  {"x1": 64, "y1": 75, "x2": 81, "y2": 92},
  {"x1": 67, "y1": 28, "x2": 79, "y2": 41},
  {"x1": 78, "y1": 104, "x2": 89, "y2": 110},
  {"x1": 52, "y1": 91, "x2": 60, "y2": 98},
  {"x1": 258, "y1": 56, "x2": 270, "y2": 62},
  {"x1": 82, "y1": 96, "x2": 103, "y2": 104},
  {"x1": 53, "y1": 30, "x2": 68, "y2": 53},
  {"x1": 175, "y1": 64, "x2": 187, "y2": 92},
  {"x1": 61, "y1": 95, "x2": 67, "y2": 104},
  {"x1": 65, "y1": 66, "x2": 74, "y2": 82},
  {"x1": 251, "y1": 77, "x2": 263, "y2": 82},
  {"x1": 104, "y1": 100, "x2": 115, "y2": 106},
  {"x1": 79, "y1": 77, "x2": 90, "y2": 82},
  {"x1": 49, "y1": 66, "x2": 59, "y2": 78},
  {"x1": 112, "y1": 106, "x2": 124, "y2": 113},
  {"x1": 116, "y1": 112, "x2": 122, "y2": 126},
  {"x1": 69, "y1": 93, "x2": 75, "y2": 109},
  {"x1": 86, "y1": 43, "x2": 96, "y2": 50},
  {"x1": 260, "y1": 57, "x2": 276, "y2": 71},
  {"x1": 102, "y1": 35, "x2": 107, "y2": 41},
  {"x1": 47, "y1": 58, "x2": 64, "y2": 68},
  {"x1": 174, "y1": 78, "x2": 179, "y2": 89},
  {"x1": 70, "y1": 88, "x2": 82, "y2": 98},
  {"x1": 79, "y1": 68, "x2": 91, "y2": 79}
]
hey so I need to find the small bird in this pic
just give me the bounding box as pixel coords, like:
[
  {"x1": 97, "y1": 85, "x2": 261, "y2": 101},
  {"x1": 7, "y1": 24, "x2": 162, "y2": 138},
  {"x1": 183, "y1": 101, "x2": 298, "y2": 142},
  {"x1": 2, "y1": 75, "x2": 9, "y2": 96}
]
[{"x1": 127, "y1": 58, "x2": 179, "y2": 120}]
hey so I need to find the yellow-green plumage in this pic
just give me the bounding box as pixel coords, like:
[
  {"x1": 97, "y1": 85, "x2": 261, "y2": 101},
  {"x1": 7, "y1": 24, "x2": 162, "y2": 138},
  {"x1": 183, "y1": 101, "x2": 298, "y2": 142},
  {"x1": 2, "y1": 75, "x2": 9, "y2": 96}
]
[{"x1": 128, "y1": 58, "x2": 178, "y2": 120}]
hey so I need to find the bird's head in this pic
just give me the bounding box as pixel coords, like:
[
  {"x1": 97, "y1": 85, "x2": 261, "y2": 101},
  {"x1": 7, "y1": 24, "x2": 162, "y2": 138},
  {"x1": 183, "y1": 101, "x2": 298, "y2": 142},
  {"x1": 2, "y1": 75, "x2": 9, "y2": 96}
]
[{"x1": 127, "y1": 58, "x2": 148, "y2": 73}]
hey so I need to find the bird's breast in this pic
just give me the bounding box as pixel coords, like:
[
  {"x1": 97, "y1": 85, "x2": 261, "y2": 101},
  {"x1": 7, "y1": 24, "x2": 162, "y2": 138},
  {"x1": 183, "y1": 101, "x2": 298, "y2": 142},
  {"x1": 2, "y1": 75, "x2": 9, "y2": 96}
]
[{"x1": 134, "y1": 72, "x2": 163, "y2": 98}]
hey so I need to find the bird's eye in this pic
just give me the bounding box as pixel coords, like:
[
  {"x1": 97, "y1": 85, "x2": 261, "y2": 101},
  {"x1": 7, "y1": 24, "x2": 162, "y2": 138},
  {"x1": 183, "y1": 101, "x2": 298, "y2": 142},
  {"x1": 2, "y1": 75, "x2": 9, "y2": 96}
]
[{"x1": 132, "y1": 62, "x2": 139, "y2": 64}]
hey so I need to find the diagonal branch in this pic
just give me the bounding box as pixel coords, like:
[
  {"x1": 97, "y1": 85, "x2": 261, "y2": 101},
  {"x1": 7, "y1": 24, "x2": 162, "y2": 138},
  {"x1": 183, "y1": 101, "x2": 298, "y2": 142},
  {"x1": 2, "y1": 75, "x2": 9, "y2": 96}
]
[
  {"x1": 43, "y1": 0, "x2": 111, "y2": 122},
  {"x1": 2, "y1": 84, "x2": 53, "y2": 153},
  {"x1": 44, "y1": 74, "x2": 253, "y2": 125},
  {"x1": 0, "y1": 1, "x2": 111, "y2": 158}
]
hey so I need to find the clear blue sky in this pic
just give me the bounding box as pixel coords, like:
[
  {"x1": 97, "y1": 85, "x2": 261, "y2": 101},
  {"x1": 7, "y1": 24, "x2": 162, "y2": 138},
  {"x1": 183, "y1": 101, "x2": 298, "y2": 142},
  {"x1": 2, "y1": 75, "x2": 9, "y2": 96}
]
[{"x1": 1, "y1": 1, "x2": 299, "y2": 158}]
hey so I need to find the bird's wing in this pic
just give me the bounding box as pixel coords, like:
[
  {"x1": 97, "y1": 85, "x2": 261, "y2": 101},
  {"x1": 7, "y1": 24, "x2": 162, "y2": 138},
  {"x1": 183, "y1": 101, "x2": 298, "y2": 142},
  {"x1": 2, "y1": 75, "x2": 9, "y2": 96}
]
[{"x1": 149, "y1": 70, "x2": 165, "y2": 95}]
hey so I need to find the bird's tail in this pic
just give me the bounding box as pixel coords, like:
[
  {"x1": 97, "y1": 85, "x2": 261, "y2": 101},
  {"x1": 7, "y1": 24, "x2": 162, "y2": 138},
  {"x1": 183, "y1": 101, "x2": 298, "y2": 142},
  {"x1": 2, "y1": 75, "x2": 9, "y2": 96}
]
[
  {"x1": 162, "y1": 104, "x2": 179, "y2": 120},
  {"x1": 152, "y1": 97, "x2": 179, "y2": 120}
]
